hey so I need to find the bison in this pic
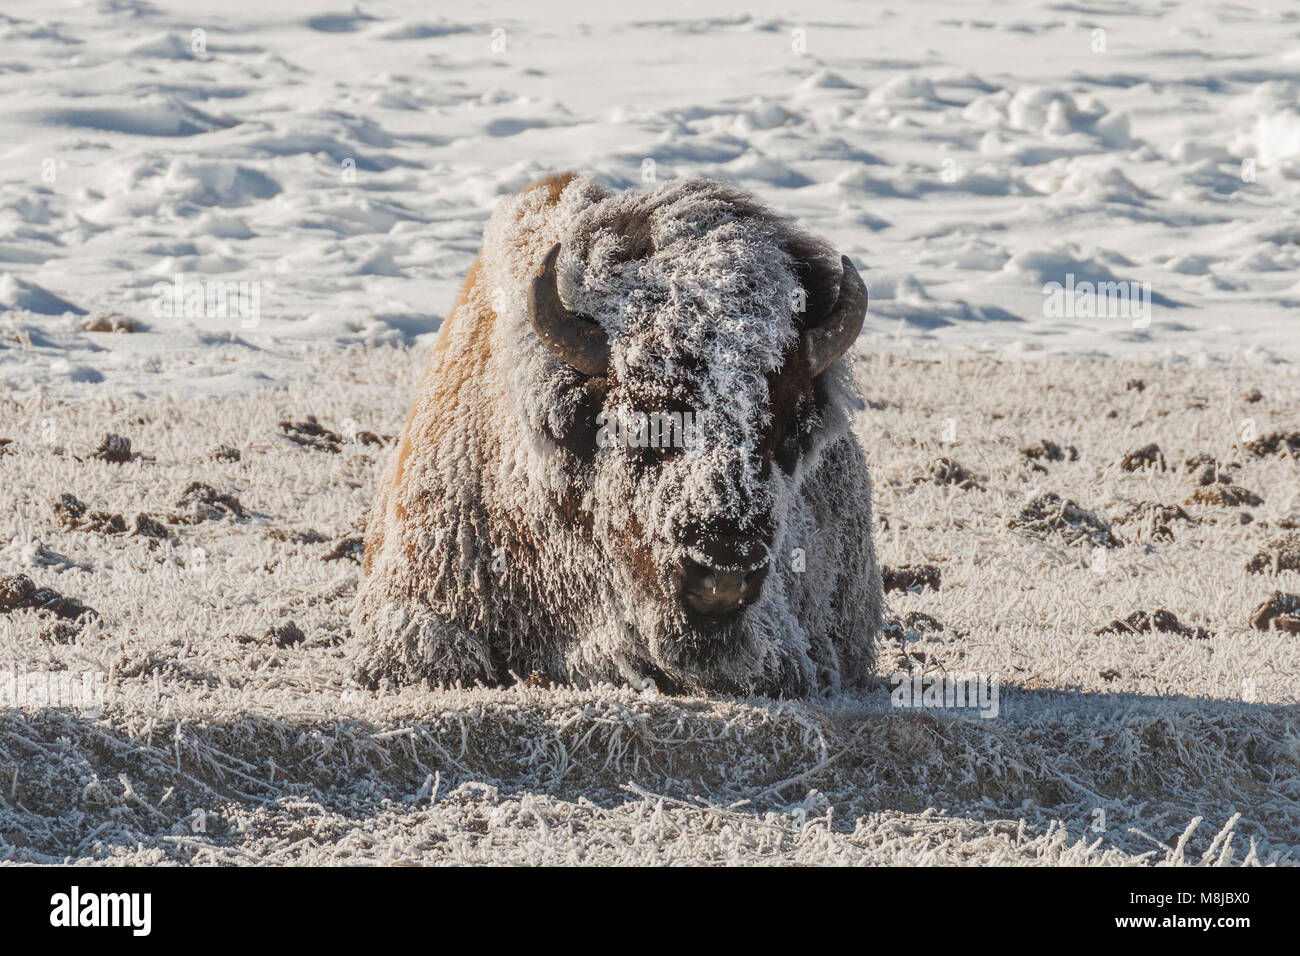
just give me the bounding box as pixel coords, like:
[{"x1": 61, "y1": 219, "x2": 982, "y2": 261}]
[{"x1": 352, "y1": 173, "x2": 882, "y2": 697}]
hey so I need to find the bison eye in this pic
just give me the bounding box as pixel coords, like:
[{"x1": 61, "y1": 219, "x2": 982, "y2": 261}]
[
  {"x1": 774, "y1": 400, "x2": 820, "y2": 476},
  {"x1": 545, "y1": 380, "x2": 604, "y2": 461},
  {"x1": 775, "y1": 431, "x2": 799, "y2": 475},
  {"x1": 628, "y1": 441, "x2": 684, "y2": 473},
  {"x1": 611, "y1": 443, "x2": 676, "y2": 483}
]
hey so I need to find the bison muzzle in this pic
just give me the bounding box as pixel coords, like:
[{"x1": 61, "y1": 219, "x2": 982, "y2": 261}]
[{"x1": 352, "y1": 173, "x2": 883, "y2": 697}]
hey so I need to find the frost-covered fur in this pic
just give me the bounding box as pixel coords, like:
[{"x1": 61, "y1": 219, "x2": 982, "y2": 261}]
[{"x1": 352, "y1": 175, "x2": 883, "y2": 696}]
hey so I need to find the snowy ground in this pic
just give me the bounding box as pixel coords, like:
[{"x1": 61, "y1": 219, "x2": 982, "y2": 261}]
[
  {"x1": 2, "y1": 0, "x2": 1300, "y2": 399},
  {"x1": 1, "y1": 354, "x2": 1298, "y2": 864},
  {"x1": 0, "y1": 1, "x2": 1299, "y2": 865}
]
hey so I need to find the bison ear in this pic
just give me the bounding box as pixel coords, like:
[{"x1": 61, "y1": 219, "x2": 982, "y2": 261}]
[{"x1": 528, "y1": 243, "x2": 610, "y2": 378}]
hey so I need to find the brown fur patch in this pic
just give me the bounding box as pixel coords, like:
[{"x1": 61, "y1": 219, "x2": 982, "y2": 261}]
[
  {"x1": 364, "y1": 174, "x2": 582, "y2": 575},
  {"x1": 529, "y1": 170, "x2": 578, "y2": 202}
]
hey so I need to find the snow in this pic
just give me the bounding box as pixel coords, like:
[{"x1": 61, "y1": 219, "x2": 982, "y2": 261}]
[
  {"x1": 0, "y1": 0, "x2": 1297, "y2": 398},
  {"x1": 1, "y1": 0, "x2": 1299, "y2": 865},
  {"x1": 3, "y1": 351, "x2": 1298, "y2": 864}
]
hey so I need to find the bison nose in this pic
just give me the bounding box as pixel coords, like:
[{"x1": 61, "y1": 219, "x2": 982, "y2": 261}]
[{"x1": 679, "y1": 534, "x2": 771, "y2": 617}]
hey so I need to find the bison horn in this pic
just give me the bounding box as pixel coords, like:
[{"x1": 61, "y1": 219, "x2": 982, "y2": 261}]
[
  {"x1": 803, "y1": 255, "x2": 868, "y2": 377},
  {"x1": 528, "y1": 243, "x2": 609, "y2": 377}
]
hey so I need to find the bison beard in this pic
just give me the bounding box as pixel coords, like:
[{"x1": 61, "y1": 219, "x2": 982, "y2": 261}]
[{"x1": 351, "y1": 173, "x2": 884, "y2": 697}]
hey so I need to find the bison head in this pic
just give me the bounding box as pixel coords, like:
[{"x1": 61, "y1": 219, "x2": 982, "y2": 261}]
[{"x1": 522, "y1": 180, "x2": 866, "y2": 687}]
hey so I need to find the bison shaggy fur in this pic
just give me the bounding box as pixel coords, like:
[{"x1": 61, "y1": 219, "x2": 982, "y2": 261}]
[{"x1": 352, "y1": 173, "x2": 883, "y2": 697}]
